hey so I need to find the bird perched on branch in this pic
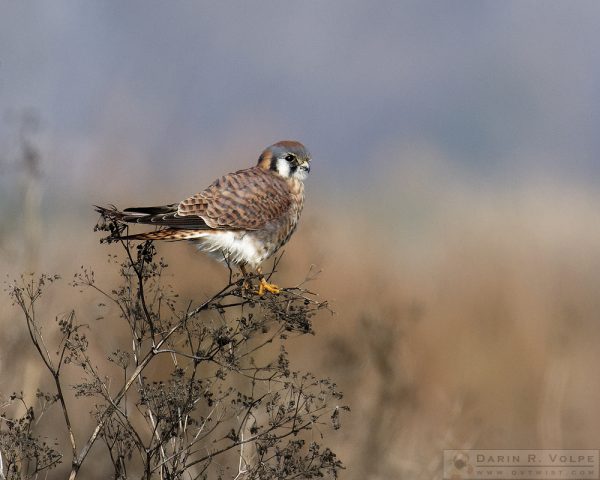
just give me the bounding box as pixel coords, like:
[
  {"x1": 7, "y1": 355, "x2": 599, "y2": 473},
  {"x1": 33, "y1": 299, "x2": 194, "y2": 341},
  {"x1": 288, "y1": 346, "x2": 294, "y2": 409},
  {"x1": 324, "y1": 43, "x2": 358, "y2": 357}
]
[{"x1": 95, "y1": 140, "x2": 311, "y2": 295}]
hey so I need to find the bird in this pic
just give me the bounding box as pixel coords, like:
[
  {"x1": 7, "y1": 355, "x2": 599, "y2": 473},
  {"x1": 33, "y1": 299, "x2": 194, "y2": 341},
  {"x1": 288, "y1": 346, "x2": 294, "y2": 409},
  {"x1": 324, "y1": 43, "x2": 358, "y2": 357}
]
[{"x1": 95, "y1": 140, "x2": 311, "y2": 295}]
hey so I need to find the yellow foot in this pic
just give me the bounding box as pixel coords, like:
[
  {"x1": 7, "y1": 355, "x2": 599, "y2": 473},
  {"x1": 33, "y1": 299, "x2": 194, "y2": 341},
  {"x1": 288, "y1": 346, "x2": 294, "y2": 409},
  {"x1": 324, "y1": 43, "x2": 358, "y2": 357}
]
[{"x1": 258, "y1": 278, "x2": 281, "y2": 295}]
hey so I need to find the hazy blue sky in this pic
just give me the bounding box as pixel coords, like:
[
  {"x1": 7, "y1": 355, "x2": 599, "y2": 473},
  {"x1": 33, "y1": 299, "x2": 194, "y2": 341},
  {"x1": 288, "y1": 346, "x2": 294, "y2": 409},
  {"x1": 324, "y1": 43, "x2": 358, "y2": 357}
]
[{"x1": 2, "y1": 1, "x2": 600, "y2": 199}]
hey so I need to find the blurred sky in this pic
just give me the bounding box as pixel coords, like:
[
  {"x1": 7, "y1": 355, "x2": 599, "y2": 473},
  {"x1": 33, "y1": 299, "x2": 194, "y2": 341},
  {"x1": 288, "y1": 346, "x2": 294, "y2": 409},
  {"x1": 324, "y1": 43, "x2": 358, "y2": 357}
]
[{"x1": 1, "y1": 1, "x2": 600, "y2": 216}]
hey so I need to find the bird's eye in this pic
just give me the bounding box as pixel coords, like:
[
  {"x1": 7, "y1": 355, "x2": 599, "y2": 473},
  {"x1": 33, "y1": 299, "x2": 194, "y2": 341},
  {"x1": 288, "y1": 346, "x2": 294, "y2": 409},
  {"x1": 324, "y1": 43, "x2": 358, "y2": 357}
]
[{"x1": 285, "y1": 154, "x2": 295, "y2": 162}]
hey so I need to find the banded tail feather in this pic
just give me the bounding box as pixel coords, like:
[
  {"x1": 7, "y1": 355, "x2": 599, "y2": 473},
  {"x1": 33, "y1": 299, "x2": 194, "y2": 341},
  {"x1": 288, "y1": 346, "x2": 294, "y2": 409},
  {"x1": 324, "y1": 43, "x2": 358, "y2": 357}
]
[
  {"x1": 94, "y1": 205, "x2": 208, "y2": 242},
  {"x1": 119, "y1": 229, "x2": 205, "y2": 241}
]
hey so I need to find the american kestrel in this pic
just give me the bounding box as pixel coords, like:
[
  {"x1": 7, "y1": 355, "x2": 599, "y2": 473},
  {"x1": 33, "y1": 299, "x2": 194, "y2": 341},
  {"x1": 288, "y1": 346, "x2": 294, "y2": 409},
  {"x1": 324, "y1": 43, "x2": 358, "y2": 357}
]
[{"x1": 96, "y1": 140, "x2": 311, "y2": 295}]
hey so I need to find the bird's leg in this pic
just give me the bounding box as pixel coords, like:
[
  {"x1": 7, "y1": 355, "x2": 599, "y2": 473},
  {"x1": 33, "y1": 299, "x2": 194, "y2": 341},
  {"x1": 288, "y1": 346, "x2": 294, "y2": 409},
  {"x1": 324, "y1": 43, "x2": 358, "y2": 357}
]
[
  {"x1": 257, "y1": 266, "x2": 280, "y2": 295},
  {"x1": 239, "y1": 264, "x2": 252, "y2": 291}
]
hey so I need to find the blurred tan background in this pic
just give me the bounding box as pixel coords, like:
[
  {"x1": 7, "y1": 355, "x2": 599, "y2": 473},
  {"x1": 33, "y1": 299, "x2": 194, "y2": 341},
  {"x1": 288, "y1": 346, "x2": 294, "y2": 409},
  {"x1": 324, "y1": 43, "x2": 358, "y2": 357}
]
[{"x1": 2, "y1": 2, "x2": 600, "y2": 478}]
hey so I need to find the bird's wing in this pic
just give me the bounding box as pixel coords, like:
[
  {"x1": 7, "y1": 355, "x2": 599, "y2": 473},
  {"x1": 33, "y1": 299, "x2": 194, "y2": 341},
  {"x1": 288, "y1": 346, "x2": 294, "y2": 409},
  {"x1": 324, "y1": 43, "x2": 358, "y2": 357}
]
[{"x1": 177, "y1": 167, "x2": 292, "y2": 230}]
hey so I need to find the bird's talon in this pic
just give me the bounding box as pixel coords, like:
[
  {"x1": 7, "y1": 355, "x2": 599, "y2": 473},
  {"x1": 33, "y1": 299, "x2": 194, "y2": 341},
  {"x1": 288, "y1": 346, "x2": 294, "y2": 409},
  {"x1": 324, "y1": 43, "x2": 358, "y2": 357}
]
[{"x1": 258, "y1": 278, "x2": 280, "y2": 295}]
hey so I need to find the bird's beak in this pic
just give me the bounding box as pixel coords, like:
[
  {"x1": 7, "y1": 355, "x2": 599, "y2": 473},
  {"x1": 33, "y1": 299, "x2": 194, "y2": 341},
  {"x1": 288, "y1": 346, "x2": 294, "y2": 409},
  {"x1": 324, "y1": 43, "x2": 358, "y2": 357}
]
[{"x1": 298, "y1": 160, "x2": 311, "y2": 173}]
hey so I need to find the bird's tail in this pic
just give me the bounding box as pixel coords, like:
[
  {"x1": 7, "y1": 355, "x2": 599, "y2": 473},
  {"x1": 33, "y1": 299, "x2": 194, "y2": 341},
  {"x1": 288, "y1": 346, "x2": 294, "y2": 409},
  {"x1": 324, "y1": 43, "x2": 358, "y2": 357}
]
[
  {"x1": 95, "y1": 205, "x2": 205, "y2": 243},
  {"x1": 94, "y1": 204, "x2": 125, "y2": 221},
  {"x1": 94, "y1": 202, "x2": 212, "y2": 245},
  {"x1": 94, "y1": 205, "x2": 157, "y2": 242},
  {"x1": 120, "y1": 229, "x2": 204, "y2": 241}
]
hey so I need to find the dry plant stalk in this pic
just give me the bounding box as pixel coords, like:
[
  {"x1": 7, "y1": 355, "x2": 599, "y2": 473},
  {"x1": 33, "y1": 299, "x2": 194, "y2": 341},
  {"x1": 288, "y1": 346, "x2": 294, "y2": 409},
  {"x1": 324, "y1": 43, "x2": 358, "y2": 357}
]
[{"x1": 2, "y1": 218, "x2": 346, "y2": 479}]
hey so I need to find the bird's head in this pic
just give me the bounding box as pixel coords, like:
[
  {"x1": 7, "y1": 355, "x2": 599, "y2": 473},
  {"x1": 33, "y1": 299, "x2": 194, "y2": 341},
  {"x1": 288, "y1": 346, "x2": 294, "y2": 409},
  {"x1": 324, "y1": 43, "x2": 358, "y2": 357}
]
[{"x1": 257, "y1": 141, "x2": 311, "y2": 181}]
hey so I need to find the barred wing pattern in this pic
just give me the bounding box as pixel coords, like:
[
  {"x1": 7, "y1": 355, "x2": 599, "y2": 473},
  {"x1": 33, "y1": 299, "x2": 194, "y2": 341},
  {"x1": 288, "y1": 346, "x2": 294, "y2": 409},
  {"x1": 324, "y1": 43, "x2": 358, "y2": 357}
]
[{"x1": 178, "y1": 167, "x2": 292, "y2": 230}]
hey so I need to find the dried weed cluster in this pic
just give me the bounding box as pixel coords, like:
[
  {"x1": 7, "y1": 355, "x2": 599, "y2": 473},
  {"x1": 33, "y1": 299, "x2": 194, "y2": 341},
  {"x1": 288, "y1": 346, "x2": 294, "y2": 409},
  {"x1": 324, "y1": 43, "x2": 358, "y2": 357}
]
[{"x1": 2, "y1": 221, "x2": 345, "y2": 479}]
